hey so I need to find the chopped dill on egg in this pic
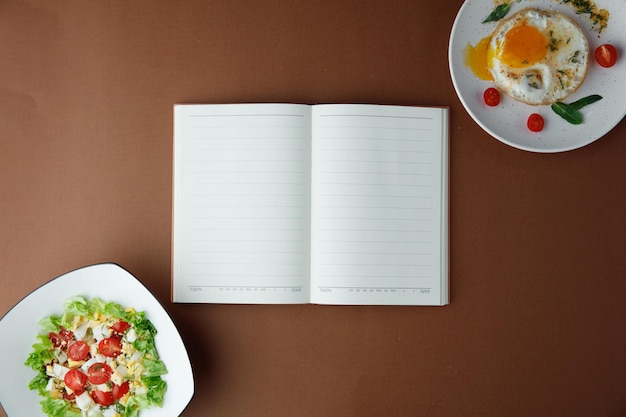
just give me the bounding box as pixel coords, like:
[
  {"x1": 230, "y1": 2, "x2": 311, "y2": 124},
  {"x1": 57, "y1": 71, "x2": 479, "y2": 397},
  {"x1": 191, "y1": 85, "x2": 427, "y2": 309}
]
[
  {"x1": 556, "y1": 0, "x2": 609, "y2": 32},
  {"x1": 548, "y1": 31, "x2": 560, "y2": 52},
  {"x1": 525, "y1": 73, "x2": 542, "y2": 90}
]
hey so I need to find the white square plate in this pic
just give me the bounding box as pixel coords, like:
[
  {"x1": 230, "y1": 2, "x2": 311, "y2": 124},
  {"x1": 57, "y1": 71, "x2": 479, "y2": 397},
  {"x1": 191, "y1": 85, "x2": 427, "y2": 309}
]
[{"x1": 0, "y1": 263, "x2": 194, "y2": 417}]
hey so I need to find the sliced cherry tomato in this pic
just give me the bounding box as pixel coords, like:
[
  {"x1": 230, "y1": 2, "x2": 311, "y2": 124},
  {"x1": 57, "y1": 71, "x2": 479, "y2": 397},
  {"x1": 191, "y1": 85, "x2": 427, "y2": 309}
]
[
  {"x1": 595, "y1": 44, "x2": 618, "y2": 68},
  {"x1": 64, "y1": 369, "x2": 88, "y2": 391},
  {"x1": 98, "y1": 337, "x2": 123, "y2": 357},
  {"x1": 92, "y1": 390, "x2": 116, "y2": 406},
  {"x1": 110, "y1": 320, "x2": 130, "y2": 334},
  {"x1": 87, "y1": 362, "x2": 112, "y2": 385},
  {"x1": 112, "y1": 381, "x2": 130, "y2": 399},
  {"x1": 63, "y1": 388, "x2": 84, "y2": 401},
  {"x1": 483, "y1": 87, "x2": 501, "y2": 107},
  {"x1": 527, "y1": 113, "x2": 544, "y2": 132},
  {"x1": 67, "y1": 341, "x2": 90, "y2": 361}
]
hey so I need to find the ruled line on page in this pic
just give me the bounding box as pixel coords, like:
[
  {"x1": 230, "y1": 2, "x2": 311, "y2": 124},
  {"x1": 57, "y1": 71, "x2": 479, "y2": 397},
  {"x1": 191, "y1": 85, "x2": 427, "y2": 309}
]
[
  {"x1": 318, "y1": 114, "x2": 434, "y2": 120},
  {"x1": 317, "y1": 286, "x2": 433, "y2": 290},
  {"x1": 189, "y1": 114, "x2": 306, "y2": 117},
  {"x1": 188, "y1": 285, "x2": 306, "y2": 290}
]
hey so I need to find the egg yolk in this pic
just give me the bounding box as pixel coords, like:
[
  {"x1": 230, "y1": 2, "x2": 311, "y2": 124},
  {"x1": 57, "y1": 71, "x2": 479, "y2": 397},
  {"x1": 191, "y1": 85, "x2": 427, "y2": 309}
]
[
  {"x1": 464, "y1": 36, "x2": 493, "y2": 81},
  {"x1": 498, "y1": 24, "x2": 548, "y2": 68}
]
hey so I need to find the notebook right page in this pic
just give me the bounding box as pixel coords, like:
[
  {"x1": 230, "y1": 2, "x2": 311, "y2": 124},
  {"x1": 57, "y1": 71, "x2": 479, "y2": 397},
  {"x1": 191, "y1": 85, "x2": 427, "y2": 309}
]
[{"x1": 310, "y1": 104, "x2": 448, "y2": 306}]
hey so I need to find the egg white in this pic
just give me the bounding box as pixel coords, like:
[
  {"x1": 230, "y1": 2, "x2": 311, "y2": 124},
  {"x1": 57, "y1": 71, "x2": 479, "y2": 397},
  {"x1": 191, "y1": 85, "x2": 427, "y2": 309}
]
[{"x1": 488, "y1": 8, "x2": 589, "y2": 105}]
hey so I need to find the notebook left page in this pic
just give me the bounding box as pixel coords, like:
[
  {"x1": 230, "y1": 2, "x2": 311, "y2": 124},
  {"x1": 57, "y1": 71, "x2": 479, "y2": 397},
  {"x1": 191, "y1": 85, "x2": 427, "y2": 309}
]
[{"x1": 173, "y1": 104, "x2": 312, "y2": 303}]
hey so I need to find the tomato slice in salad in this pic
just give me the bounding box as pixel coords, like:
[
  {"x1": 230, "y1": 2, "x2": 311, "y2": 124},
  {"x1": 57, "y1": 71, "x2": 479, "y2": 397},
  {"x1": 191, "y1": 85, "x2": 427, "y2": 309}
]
[
  {"x1": 98, "y1": 337, "x2": 123, "y2": 357},
  {"x1": 67, "y1": 341, "x2": 90, "y2": 361},
  {"x1": 110, "y1": 320, "x2": 130, "y2": 334},
  {"x1": 92, "y1": 390, "x2": 116, "y2": 406},
  {"x1": 113, "y1": 381, "x2": 130, "y2": 399},
  {"x1": 63, "y1": 389, "x2": 84, "y2": 401},
  {"x1": 87, "y1": 362, "x2": 112, "y2": 385},
  {"x1": 64, "y1": 369, "x2": 88, "y2": 391}
]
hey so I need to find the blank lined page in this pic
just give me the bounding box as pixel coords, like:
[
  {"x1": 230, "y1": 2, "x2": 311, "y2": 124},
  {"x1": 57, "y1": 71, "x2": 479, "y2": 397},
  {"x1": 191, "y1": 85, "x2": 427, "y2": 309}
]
[
  {"x1": 310, "y1": 104, "x2": 448, "y2": 305},
  {"x1": 173, "y1": 104, "x2": 312, "y2": 303}
]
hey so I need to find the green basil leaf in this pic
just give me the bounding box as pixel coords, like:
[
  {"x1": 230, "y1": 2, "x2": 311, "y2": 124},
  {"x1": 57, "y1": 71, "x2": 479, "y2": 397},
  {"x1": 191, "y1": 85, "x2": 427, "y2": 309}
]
[
  {"x1": 570, "y1": 94, "x2": 602, "y2": 110},
  {"x1": 551, "y1": 102, "x2": 583, "y2": 125},
  {"x1": 482, "y1": 3, "x2": 511, "y2": 23}
]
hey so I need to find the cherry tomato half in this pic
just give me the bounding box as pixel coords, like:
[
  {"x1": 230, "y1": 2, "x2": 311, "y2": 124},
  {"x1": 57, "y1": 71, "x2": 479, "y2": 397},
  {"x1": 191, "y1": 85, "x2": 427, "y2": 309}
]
[
  {"x1": 98, "y1": 337, "x2": 123, "y2": 357},
  {"x1": 87, "y1": 362, "x2": 113, "y2": 385},
  {"x1": 64, "y1": 369, "x2": 88, "y2": 391},
  {"x1": 92, "y1": 390, "x2": 116, "y2": 406},
  {"x1": 63, "y1": 389, "x2": 84, "y2": 401},
  {"x1": 595, "y1": 44, "x2": 618, "y2": 68},
  {"x1": 110, "y1": 320, "x2": 130, "y2": 334},
  {"x1": 527, "y1": 113, "x2": 545, "y2": 132},
  {"x1": 483, "y1": 87, "x2": 501, "y2": 107},
  {"x1": 67, "y1": 341, "x2": 90, "y2": 361},
  {"x1": 112, "y1": 381, "x2": 130, "y2": 399}
]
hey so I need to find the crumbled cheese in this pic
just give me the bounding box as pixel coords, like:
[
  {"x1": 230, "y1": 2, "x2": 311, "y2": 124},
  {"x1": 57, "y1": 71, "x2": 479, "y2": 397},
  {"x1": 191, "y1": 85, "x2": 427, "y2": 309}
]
[{"x1": 67, "y1": 358, "x2": 84, "y2": 369}]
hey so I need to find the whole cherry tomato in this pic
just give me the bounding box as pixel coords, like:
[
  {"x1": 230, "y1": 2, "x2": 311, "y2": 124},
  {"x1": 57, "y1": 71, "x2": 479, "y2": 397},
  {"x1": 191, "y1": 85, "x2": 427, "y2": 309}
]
[
  {"x1": 527, "y1": 113, "x2": 544, "y2": 132},
  {"x1": 483, "y1": 87, "x2": 501, "y2": 106}
]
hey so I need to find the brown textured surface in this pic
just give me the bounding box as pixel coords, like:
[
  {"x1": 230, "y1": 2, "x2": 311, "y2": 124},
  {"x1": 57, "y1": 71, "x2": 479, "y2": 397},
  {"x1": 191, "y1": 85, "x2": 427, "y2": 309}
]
[{"x1": 2, "y1": 1, "x2": 626, "y2": 416}]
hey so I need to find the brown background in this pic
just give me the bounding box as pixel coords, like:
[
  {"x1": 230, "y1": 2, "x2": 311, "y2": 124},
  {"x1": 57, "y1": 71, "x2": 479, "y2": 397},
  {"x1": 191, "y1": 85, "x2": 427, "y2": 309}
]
[{"x1": 2, "y1": 1, "x2": 626, "y2": 416}]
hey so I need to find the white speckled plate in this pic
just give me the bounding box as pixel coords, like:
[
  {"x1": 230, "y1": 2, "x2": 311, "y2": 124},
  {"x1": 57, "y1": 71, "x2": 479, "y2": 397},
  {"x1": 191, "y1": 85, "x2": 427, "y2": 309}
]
[
  {"x1": 0, "y1": 263, "x2": 194, "y2": 417},
  {"x1": 449, "y1": 0, "x2": 626, "y2": 152}
]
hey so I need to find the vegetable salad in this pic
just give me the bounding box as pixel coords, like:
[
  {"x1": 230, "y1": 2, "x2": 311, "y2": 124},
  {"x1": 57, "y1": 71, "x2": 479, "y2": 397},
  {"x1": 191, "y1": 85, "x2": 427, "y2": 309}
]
[{"x1": 25, "y1": 296, "x2": 167, "y2": 417}]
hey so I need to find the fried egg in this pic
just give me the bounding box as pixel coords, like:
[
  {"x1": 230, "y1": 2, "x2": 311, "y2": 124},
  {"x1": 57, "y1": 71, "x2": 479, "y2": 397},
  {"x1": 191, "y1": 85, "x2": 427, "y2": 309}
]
[{"x1": 488, "y1": 8, "x2": 589, "y2": 105}]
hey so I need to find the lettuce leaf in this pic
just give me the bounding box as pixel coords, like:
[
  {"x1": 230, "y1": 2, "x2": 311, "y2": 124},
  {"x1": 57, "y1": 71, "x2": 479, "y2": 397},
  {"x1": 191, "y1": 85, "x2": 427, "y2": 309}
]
[
  {"x1": 40, "y1": 398, "x2": 81, "y2": 417},
  {"x1": 143, "y1": 376, "x2": 167, "y2": 406},
  {"x1": 122, "y1": 395, "x2": 152, "y2": 417},
  {"x1": 37, "y1": 315, "x2": 63, "y2": 333},
  {"x1": 28, "y1": 372, "x2": 50, "y2": 395},
  {"x1": 61, "y1": 296, "x2": 90, "y2": 326},
  {"x1": 130, "y1": 312, "x2": 161, "y2": 359},
  {"x1": 102, "y1": 300, "x2": 128, "y2": 319},
  {"x1": 25, "y1": 333, "x2": 55, "y2": 370},
  {"x1": 143, "y1": 358, "x2": 168, "y2": 377},
  {"x1": 88, "y1": 297, "x2": 108, "y2": 314},
  {"x1": 62, "y1": 296, "x2": 89, "y2": 315}
]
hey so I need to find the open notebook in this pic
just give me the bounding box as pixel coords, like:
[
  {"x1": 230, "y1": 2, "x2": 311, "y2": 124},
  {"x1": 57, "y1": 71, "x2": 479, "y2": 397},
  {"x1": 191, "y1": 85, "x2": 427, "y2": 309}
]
[{"x1": 172, "y1": 103, "x2": 449, "y2": 305}]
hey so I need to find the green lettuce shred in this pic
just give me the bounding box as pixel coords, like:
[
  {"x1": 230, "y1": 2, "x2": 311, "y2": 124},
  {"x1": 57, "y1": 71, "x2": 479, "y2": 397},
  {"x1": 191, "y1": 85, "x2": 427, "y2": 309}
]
[{"x1": 40, "y1": 398, "x2": 82, "y2": 417}]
